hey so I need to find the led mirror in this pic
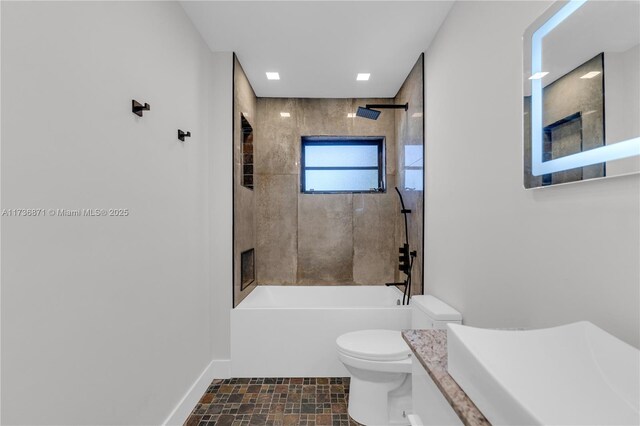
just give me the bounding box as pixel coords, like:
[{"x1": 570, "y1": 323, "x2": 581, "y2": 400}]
[{"x1": 523, "y1": 0, "x2": 640, "y2": 188}]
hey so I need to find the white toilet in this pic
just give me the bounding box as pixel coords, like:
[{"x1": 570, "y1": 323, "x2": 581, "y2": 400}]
[{"x1": 336, "y1": 295, "x2": 462, "y2": 426}]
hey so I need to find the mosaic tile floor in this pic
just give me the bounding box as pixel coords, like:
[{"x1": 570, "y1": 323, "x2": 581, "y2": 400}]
[{"x1": 185, "y1": 377, "x2": 361, "y2": 426}]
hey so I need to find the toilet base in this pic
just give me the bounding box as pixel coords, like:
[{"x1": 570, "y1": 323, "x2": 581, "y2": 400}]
[{"x1": 347, "y1": 369, "x2": 412, "y2": 426}]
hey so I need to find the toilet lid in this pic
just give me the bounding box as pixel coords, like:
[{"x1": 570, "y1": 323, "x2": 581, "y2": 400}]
[{"x1": 336, "y1": 330, "x2": 411, "y2": 362}]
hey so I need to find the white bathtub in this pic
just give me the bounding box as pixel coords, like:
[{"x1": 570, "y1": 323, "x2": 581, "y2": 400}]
[{"x1": 231, "y1": 286, "x2": 411, "y2": 377}]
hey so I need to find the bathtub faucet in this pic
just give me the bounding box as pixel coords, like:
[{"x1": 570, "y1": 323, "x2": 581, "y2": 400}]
[{"x1": 385, "y1": 282, "x2": 410, "y2": 305}]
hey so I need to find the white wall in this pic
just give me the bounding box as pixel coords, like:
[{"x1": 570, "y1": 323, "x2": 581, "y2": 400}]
[
  {"x1": 1, "y1": 2, "x2": 232, "y2": 424},
  {"x1": 605, "y1": 45, "x2": 640, "y2": 176},
  {"x1": 424, "y1": 1, "x2": 640, "y2": 347},
  {"x1": 208, "y1": 52, "x2": 233, "y2": 363}
]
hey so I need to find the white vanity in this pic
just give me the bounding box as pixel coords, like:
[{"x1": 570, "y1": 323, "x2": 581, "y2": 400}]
[
  {"x1": 404, "y1": 322, "x2": 639, "y2": 426},
  {"x1": 448, "y1": 322, "x2": 640, "y2": 426}
]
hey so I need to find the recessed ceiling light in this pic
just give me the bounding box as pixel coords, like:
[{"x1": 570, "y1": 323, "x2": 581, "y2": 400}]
[
  {"x1": 347, "y1": 113, "x2": 356, "y2": 118},
  {"x1": 580, "y1": 71, "x2": 601, "y2": 79},
  {"x1": 280, "y1": 112, "x2": 290, "y2": 117},
  {"x1": 356, "y1": 73, "x2": 370, "y2": 81},
  {"x1": 412, "y1": 112, "x2": 423, "y2": 118},
  {"x1": 529, "y1": 72, "x2": 549, "y2": 80},
  {"x1": 266, "y1": 72, "x2": 280, "y2": 80}
]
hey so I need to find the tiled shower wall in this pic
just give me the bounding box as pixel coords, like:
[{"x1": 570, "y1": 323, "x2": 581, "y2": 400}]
[
  {"x1": 255, "y1": 98, "x2": 399, "y2": 285},
  {"x1": 233, "y1": 56, "x2": 258, "y2": 306},
  {"x1": 234, "y1": 55, "x2": 424, "y2": 290},
  {"x1": 394, "y1": 55, "x2": 424, "y2": 295}
]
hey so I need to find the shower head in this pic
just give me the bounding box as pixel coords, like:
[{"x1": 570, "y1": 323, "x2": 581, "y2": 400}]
[
  {"x1": 356, "y1": 106, "x2": 381, "y2": 120},
  {"x1": 356, "y1": 103, "x2": 409, "y2": 120}
]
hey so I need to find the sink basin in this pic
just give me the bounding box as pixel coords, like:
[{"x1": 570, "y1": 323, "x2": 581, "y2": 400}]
[{"x1": 447, "y1": 321, "x2": 639, "y2": 425}]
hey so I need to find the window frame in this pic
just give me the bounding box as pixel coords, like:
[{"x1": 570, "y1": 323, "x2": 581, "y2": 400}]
[{"x1": 300, "y1": 136, "x2": 386, "y2": 194}]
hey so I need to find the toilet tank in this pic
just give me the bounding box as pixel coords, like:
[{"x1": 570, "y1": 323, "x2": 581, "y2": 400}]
[{"x1": 411, "y1": 295, "x2": 462, "y2": 329}]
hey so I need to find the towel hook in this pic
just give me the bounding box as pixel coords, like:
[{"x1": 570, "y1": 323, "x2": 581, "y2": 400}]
[
  {"x1": 132, "y1": 99, "x2": 150, "y2": 117},
  {"x1": 178, "y1": 129, "x2": 191, "y2": 142}
]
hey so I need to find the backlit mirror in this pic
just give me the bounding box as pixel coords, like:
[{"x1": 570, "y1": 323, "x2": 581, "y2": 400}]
[{"x1": 523, "y1": 0, "x2": 640, "y2": 188}]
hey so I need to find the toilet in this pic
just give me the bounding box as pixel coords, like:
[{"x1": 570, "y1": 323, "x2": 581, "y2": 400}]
[{"x1": 336, "y1": 295, "x2": 462, "y2": 426}]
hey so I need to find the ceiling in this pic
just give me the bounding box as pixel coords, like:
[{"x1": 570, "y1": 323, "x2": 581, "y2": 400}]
[{"x1": 180, "y1": 1, "x2": 454, "y2": 98}]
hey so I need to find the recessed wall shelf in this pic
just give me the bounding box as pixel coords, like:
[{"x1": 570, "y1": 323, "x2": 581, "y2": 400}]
[
  {"x1": 241, "y1": 248, "x2": 255, "y2": 290},
  {"x1": 241, "y1": 114, "x2": 254, "y2": 190}
]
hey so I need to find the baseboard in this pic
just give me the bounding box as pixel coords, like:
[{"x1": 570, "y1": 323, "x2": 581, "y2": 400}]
[
  {"x1": 163, "y1": 359, "x2": 231, "y2": 426},
  {"x1": 210, "y1": 359, "x2": 232, "y2": 379}
]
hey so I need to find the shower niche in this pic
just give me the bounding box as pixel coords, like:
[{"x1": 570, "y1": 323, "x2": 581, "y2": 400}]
[
  {"x1": 241, "y1": 114, "x2": 254, "y2": 190},
  {"x1": 241, "y1": 248, "x2": 255, "y2": 290},
  {"x1": 233, "y1": 54, "x2": 258, "y2": 307}
]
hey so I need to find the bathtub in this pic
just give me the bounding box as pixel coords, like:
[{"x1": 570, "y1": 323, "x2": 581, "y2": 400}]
[{"x1": 231, "y1": 286, "x2": 411, "y2": 377}]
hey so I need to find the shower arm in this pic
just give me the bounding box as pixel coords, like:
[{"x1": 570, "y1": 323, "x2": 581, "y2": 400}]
[{"x1": 365, "y1": 103, "x2": 409, "y2": 111}]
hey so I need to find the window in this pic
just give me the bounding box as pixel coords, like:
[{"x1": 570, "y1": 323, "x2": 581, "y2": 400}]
[{"x1": 301, "y1": 137, "x2": 385, "y2": 193}]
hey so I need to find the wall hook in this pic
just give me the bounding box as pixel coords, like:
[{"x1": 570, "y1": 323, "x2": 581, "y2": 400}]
[
  {"x1": 178, "y1": 129, "x2": 191, "y2": 142},
  {"x1": 132, "y1": 99, "x2": 150, "y2": 117}
]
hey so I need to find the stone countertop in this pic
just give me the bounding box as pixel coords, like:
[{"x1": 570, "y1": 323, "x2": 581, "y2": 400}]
[{"x1": 402, "y1": 329, "x2": 491, "y2": 426}]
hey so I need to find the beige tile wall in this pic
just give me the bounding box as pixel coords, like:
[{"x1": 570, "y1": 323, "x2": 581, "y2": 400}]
[
  {"x1": 255, "y1": 98, "x2": 399, "y2": 285},
  {"x1": 233, "y1": 56, "x2": 258, "y2": 306}
]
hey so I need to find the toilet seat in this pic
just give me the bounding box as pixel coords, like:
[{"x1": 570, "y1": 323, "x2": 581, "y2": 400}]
[
  {"x1": 336, "y1": 329, "x2": 412, "y2": 362},
  {"x1": 337, "y1": 350, "x2": 412, "y2": 374}
]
